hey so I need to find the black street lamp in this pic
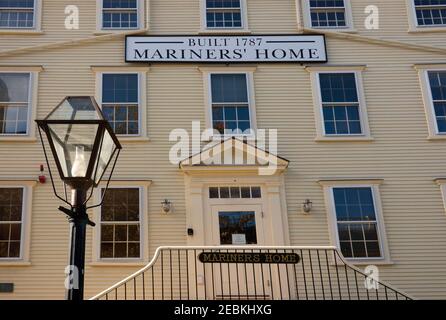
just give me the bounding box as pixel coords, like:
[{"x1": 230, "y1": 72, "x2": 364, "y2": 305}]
[{"x1": 36, "y1": 96, "x2": 121, "y2": 301}]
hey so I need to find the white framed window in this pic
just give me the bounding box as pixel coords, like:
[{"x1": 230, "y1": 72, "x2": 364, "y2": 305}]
[
  {"x1": 97, "y1": 0, "x2": 144, "y2": 32},
  {"x1": 200, "y1": 0, "x2": 249, "y2": 32},
  {"x1": 92, "y1": 181, "x2": 150, "y2": 264},
  {"x1": 412, "y1": 0, "x2": 446, "y2": 27},
  {"x1": 200, "y1": 67, "x2": 257, "y2": 138},
  {"x1": 415, "y1": 65, "x2": 446, "y2": 139},
  {"x1": 0, "y1": 67, "x2": 40, "y2": 140},
  {"x1": 308, "y1": 67, "x2": 372, "y2": 141},
  {"x1": 93, "y1": 67, "x2": 149, "y2": 140},
  {"x1": 102, "y1": 73, "x2": 139, "y2": 135},
  {"x1": 99, "y1": 187, "x2": 142, "y2": 259},
  {"x1": 320, "y1": 180, "x2": 391, "y2": 264},
  {"x1": 302, "y1": 0, "x2": 354, "y2": 30},
  {"x1": 0, "y1": 182, "x2": 35, "y2": 264},
  {"x1": 0, "y1": 0, "x2": 35, "y2": 29},
  {"x1": 0, "y1": 73, "x2": 31, "y2": 135}
]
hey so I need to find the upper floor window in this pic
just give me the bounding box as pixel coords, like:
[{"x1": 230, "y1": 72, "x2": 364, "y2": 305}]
[
  {"x1": 307, "y1": 0, "x2": 349, "y2": 28},
  {"x1": 210, "y1": 73, "x2": 251, "y2": 135},
  {"x1": 101, "y1": 73, "x2": 140, "y2": 136},
  {"x1": 332, "y1": 187, "x2": 383, "y2": 259},
  {"x1": 0, "y1": 188, "x2": 24, "y2": 259},
  {"x1": 319, "y1": 73, "x2": 362, "y2": 135},
  {"x1": 100, "y1": 188, "x2": 141, "y2": 259},
  {"x1": 427, "y1": 71, "x2": 446, "y2": 133},
  {"x1": 101, "y1": 0, "x2": 139, "y2": 30},
  {"x1": 0, "y1": 0, "x2": 35, "y2": 29},
  {"x1": 414, "y1": 0, "x2": 446, "y2": 26},
  {"x1": 0, "y1": 73, "x2": 31, "y2": 135},
  {"x1": 205, "y1": 0, "x2": 243, "y2": 29}
]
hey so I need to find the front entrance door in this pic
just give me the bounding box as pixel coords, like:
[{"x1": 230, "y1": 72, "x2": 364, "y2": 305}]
[
  {"x1": 211, "y1": 204, "x2": 265, "y2": 246},
  {"x1": 207, "y1": 204, "x2": 271, "y2": 299}
]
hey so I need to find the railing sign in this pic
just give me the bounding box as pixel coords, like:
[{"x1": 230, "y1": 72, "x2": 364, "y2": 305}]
[{"x1": 198, "y1": 252, "x2": 300, "y2": 264}]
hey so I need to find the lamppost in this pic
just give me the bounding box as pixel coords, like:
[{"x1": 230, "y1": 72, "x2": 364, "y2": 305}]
[{"x1": 36, "y1": 96, "x2": 121, "y2": 301}]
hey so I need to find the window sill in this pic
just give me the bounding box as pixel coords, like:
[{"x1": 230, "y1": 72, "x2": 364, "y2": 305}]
[
  {"x1": 0, "y1": 29, "x2": 43, "y2": 35},
  {"x1": 0, "y1": 136, "x2": 37, "y2": 143},
  {"x1": 0, "y1": 261, "x2": 31, "y2": 267},
  {"x1": 88, "y1": 261, "x2": 147, "y2": 267},
  {"x1": 93, "y1": 29, "x2": 146, "y2": 35},
  {"x1": 307, "y1": 27, "x2": 357, "y2": 34},
  {"x1": 344, "y1": 259, "x2": 394, "y2": 266},
  {"x1": 198, "y1": 29, "x2": 252, "y2": 35},
  {"x1": 408, "y1": 27, "x2": 446, "y2": 33},
  {"x1": 427, "y1": 135, "x2": 446, "y2": 141},
  {"x1": 315, "y1": 136, "x2": 374, "y2": 142},
  {"x1": 117, "y1": 136, "x2": 151, "y2": 143},
  {"x1": 203, "y1": 133, "x2": 256, "y2": 142}
]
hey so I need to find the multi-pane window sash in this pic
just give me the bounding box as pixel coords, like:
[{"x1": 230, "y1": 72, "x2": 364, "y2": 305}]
[
  {"x1": 101, "y1": 73, "x2": 139, "y2": 135},
  {"x1": 0, "y1": 188, "x2": 23, "y2": 258},
  {"x1": 211, "y1": 73, "x2": 251, "y2": 135},
  {"x1": 0, "y1": 0, "x2": 35, "y2": 29},
  {"x1": 102, "y1": 0, "x2": 138, "y2": 29},
  {"x1": 333, "y1": 187, "x2": 382, "y2": 259},
  {"x1": 309, "y1": 0, "x2": 347, "y2": 28},
  {"x1": 428, "y1": 71, "x2": 446, "y2": 133},
  {"x1": 100, "y1": 188, "x2": 141, "y2": 259},
  {"x1": 206, "y1": 0, "x2": 242, "y2": 28},
  {"x1": 319, "y1": 73, "x2": 362, "y2": 135},
  {"x1": 0, "y1": 73, "x2": 30, "y2": 135},
  {"x1": 209, "y1": 186, "x2": 261, "y2": 199},
  {"x1": 414, "y1": 0, "x2": 446, "y2": 26}
]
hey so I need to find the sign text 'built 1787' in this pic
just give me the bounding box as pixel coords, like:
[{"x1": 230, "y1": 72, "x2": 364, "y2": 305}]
[{"x1": 126, "y1": 35, "x2": 327, "y2": 63}]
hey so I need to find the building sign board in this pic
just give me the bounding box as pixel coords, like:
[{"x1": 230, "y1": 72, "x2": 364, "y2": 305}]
[
  {"x1": 126, "y1": 35, "x2": 327, "y2": 63},
  {"x1": 198, "y1": 252, "x2": 300, "y2": 264}
]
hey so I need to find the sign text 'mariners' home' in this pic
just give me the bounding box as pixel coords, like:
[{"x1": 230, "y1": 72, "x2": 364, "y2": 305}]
[{"x1": 126, "y1": 35, "x2": 327, "y2": 63}]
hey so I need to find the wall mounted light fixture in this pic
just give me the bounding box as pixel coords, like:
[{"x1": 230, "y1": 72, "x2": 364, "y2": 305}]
[
  {"x1": 302, "y1": 199, "x2": 313, "y2": 214},
  {"x1": 162, "y1": 199, "x2": 172, "y2": 214}
]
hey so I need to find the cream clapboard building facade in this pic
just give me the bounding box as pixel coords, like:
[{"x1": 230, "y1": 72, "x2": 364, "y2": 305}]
[{"x1": 1, "y1": 0, "x2": 446, "y2": 300}]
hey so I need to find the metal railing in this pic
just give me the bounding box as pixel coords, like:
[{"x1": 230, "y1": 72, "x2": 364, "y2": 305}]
[{"x1": 90, "y1": 246, "x2": 413, "y2": 300}]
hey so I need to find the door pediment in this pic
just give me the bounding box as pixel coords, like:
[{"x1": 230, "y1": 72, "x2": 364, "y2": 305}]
[{"x1": 179, "y1": 137, "x2": 289, "y2": 175}]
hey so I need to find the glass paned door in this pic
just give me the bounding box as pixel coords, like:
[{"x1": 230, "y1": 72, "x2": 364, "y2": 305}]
[{"x1": 209, "y1": 205, "x2": 269, "y2": 299}]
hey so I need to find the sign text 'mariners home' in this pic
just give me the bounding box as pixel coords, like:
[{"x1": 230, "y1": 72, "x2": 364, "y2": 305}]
[{"x1": 198, "y1": 252, "x2": 300, "y2": 264}]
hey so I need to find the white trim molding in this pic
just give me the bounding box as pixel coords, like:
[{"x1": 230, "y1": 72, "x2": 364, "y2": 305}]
[
  {"x1": 414, "y1": 64, "x2": 446, "y2": 140},
  {"x1": 319, "y1": 179, "x2": 392, "y2": 265},
  {"x1": 301, "y1": 0, "x2": 356, "y2": 32},
  {"x1": 91, "y1": 180, "x2": 151, "y2": 266},
  {"x1": 199, "y1": 66, "x2": 258, "y2": 139},
  {"x1": 0, "y1": 180, "x2": 36, "y2": 266},
  {"x1": 95, "y1": 0, "x2": 146, "y2": 34},
  {"x1": 307, "y1": 66, "x2": 373, "y2": 142},
  {"x1": 199, "y1": 0, "x2": 250, "y2": 34},
  {"x1": 92, "y1": 66, "x2": 150, "y2": 142},
  {"x1": 406, "y1": 0, "x2": 446, "y2": 33},
  {"x1": 0, "y1": 66, "x2": 42, "y2": 142}
]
